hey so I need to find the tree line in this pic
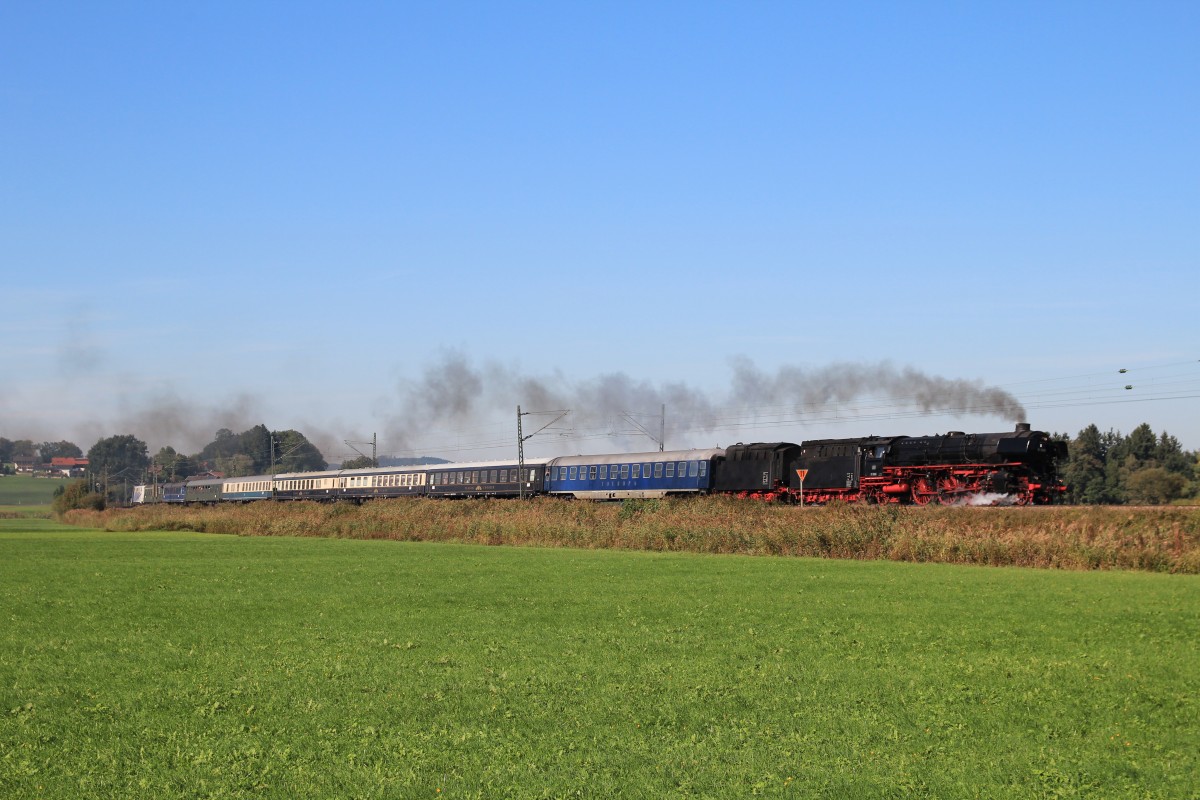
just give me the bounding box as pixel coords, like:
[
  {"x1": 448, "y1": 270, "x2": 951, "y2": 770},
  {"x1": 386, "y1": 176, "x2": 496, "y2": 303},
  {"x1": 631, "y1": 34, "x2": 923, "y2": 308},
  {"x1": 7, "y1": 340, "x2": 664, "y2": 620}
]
[
  {"x1": 2, "y1": 426, "x2": 324, "y2": 501},
  {"x1": 6, "y1": 422, "x2": 1199, "y2": 506},
  {"x1": 1057, "y1": 423, "x2": 1196, "y2": 505}
]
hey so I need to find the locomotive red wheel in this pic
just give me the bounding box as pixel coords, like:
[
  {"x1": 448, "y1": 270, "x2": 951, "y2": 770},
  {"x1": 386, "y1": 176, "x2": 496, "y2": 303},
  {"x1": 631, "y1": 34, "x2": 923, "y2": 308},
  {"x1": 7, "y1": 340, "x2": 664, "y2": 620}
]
[
  {"x1": 910, "y1": 476, "x2": 935, "y2": 505},
  {"x1": 936, "y1": 475, "x2": 965, "y2": 504}
]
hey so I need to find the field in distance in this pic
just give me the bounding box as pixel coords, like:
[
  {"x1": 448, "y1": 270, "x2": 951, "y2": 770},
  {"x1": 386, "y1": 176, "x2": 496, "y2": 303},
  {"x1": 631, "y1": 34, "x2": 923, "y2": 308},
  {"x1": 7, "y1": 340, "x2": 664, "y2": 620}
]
[
  {"x1": 0, "y1": 474, "x2": 67, "y2": 508},
  {"x1": 1, "y1": 519, "x2": 1196, "y2": 798}
]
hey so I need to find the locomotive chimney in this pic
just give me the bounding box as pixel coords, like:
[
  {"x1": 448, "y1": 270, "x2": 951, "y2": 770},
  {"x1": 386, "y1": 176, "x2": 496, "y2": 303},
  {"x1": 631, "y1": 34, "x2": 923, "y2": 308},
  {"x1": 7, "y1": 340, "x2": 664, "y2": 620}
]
[{"x1": 1015, "y1": 422, "x2": 1031, "y2": 433}]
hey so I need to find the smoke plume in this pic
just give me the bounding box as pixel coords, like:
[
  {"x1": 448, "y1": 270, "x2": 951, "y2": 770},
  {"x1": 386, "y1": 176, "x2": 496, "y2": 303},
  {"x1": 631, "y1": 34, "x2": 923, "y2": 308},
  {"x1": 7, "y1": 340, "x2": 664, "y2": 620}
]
[{"x1": 382, "y1": 352, "x2": 1026, "y2": 456}]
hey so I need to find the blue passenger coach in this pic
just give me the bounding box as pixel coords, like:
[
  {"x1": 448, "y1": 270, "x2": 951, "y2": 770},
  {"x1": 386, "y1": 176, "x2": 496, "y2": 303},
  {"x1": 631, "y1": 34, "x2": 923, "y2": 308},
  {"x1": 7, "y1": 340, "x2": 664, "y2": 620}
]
[
  {"x1": 547, "y1": 448, "x2": 725, "y2": 500},
  {"x1": 162, "y1": 482, "x2": 187, "y2": 503}
]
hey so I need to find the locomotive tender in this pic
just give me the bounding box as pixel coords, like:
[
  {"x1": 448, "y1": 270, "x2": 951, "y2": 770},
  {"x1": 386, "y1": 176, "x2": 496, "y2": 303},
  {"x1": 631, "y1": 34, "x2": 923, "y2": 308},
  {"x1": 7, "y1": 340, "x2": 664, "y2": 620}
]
[{"x1": 134, "y1": 424, "x2": 1066, "y2": 507}]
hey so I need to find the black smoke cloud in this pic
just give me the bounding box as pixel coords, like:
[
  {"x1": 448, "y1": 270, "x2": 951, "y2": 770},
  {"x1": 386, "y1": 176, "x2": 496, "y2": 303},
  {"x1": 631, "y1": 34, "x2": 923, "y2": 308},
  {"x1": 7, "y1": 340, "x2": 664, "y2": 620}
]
[
  {"x1": 383, "y1": 352, "x2": 1027, "y2": 455},
  {"x1": 727, "y1": 357, "x2": 1028, "y2": 421}
]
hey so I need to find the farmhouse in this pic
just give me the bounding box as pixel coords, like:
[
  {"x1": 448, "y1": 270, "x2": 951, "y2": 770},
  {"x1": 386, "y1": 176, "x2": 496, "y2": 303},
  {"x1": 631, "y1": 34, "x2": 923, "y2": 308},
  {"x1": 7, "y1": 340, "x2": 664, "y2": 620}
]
[
  {"x1": 51, "y1": 457, "x2": 89, "y2": 477},
  {"x1": 12, "y1": 456, "x2": 38, "y2": 473}
]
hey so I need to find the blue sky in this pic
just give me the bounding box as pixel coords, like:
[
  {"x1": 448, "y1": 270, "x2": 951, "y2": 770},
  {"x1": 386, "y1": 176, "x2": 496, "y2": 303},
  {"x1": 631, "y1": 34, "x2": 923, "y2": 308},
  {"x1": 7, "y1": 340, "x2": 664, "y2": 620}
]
[{"x1": 3, "y1": 1, "x2": 1197, "y2": 462}]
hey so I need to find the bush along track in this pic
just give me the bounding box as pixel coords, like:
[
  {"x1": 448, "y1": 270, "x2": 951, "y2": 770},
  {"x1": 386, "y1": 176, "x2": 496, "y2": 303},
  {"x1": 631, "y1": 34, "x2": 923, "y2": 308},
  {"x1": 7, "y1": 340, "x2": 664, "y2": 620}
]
[{"x1": 65, "y1": 497, "x2": 1200, "y2": 573}]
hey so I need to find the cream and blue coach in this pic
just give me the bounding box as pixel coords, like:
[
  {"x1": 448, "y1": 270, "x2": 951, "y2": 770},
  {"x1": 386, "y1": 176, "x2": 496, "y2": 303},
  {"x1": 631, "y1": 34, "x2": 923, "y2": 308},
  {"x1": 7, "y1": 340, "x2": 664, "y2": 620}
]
[
  {"x1": 221, "y1": 474, "x2": 275, "y2": 502},
  {"x1": 337, "y1": 465, "x2": 427, "y2": 500}
]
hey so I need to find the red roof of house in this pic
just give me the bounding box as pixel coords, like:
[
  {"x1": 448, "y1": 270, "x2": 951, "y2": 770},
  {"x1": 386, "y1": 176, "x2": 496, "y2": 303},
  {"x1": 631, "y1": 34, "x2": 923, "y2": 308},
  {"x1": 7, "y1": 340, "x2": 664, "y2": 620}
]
[{"x1": 51, "y1": 457, "x2": 89, "y2": 467}]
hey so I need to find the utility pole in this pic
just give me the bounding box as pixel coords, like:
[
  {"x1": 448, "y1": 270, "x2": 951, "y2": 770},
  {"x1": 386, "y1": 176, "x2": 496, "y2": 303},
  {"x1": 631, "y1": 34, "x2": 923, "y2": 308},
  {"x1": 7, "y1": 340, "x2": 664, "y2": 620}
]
[
  {"x1": 517, "y1": 406, "x2": 570, "y2": 498},
  {"x1": 660, "y1": 403, "x2": 665, "y2": 452},
  {"x1": 517, "y1": 406, "x2": 524, "y2": 498},
  {"x1": 344, "y1": 434, "x2": 378, "y2": 467},
  {"x1": 620, "y1": 404, "x2": 666, "y2": 451}
]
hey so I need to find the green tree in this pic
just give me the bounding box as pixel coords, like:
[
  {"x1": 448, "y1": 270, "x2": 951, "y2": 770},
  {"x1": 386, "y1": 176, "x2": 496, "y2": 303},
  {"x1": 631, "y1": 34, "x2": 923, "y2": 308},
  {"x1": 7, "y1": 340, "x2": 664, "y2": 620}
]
[
  {"x1": 1154, "y1": 432, "x2": 1192, "y2": 475},
  {"x1": 240, "y1": 425, "x2": 274, "y2": 473},
  {"x1": 86, "y1": 434, "x2": 151, "y2": 499},
  {"x1": 340, "y1": 455, "x2": 375, "y2": 470},
  {"x1": 52, "y1": 479, "x2": 106, "y2": 514},
  {"x1": 1064, "y1": 424, "x2": 1109, "y2": 504},
  {"x1": 37, "y1": 440, "x2": 83, "y2": 462},
  {"x1": 198, "y1": 428, "x2": 242, "y2": 464},
  {"x1": 272, "y1": 430, "x2": 326, "y2": 472},
  {"x1": 1126, "y1": 423, "x2": 1157, "y2": 464},
  {"x1": 152, "y1": 446, "x2": 198, "y2": 481},
  {"x1": 153, "y1": 446, "x2": 180, "y2": 480},
  {"x1": 215, "y1": 453, "x2": 257, "y2": 478},
  {"x1": 1125, "y1": 468, "x2": 1187, "y2": 505},
  {"x1": 7, "y1": 439, "x2": 36, "y2": 458}
]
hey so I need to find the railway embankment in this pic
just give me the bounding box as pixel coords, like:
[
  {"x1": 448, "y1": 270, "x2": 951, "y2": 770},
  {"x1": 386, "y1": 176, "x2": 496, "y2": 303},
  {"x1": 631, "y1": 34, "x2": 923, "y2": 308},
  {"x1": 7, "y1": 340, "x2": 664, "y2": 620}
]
[{"x1": 64, "y1": 497, "x2": 1200, "y2": 573}]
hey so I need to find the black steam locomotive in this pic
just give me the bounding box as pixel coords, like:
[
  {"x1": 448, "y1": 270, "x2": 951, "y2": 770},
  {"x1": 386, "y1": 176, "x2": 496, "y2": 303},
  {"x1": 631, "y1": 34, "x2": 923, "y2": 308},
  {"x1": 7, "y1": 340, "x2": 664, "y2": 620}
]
[{"x1": 715, "y1": 424, "x2": 1067, "y2": 505}]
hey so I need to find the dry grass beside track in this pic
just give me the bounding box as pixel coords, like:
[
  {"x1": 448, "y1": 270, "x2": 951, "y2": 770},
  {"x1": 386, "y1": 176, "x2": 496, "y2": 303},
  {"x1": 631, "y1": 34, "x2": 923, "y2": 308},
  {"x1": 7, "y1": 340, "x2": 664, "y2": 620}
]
[{"x1": 64, "y1": 497, "x2": 1200, "y2": 573}]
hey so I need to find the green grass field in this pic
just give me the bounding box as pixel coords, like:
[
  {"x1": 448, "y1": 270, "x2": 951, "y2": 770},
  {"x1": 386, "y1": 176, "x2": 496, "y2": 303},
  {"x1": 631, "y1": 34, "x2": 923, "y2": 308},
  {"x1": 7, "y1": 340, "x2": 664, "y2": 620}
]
[
  {"x1": 0, "y1": 474, "x2": 67, "y2": 507},
  {"x1": 1, "y1": 519, "x2": 1196, "y2": 798}
]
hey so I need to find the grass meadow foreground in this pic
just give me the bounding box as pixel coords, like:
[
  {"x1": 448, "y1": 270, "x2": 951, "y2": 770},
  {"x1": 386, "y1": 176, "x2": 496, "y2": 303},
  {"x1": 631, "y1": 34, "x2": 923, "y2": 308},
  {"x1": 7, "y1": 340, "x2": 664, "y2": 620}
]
[{"x1": 1, "y1": 519, "x2": 1197, "y2": 798}]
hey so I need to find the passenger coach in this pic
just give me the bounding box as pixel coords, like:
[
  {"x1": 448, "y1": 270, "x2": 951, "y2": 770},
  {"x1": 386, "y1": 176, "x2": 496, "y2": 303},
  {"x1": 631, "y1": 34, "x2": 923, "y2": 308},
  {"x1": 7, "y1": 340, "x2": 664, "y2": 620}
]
[
  {"x1": 425, "y1": 458, "x2": 550, "y2": 498},
  {"x1": 546, "y1": 448, "x2": 724, "y2": 500},
  {"x1": 221, "y1": 475, "x2": 275, "y2": 502}
]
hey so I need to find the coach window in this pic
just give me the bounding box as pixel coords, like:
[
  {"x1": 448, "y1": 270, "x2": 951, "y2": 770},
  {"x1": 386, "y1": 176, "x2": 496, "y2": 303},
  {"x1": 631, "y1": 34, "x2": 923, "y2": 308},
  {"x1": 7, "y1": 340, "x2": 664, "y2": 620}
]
[
  {"x1": 689, "y1": 461, "x2": 698, "y2": 477},
  {"x1": 678, "y1": 462, "x2": 686, "y2": 476},
  {"x1": 632, "y1": 464, "x2": 640, "y2": 479},
  {"x1": 665, "y1": 462, "x2": 675, "y2": 478},
  {"x1": 654, "y1": 463, "x2": 663, "y2": 478},
  {"x1": 699, "y1": 461, "x2": 707, "y2": 477},
  {"x1": 569, "y1": 466, "x2": 577, "y2": 480},
  {"x1": 599, "y1": 465, "x2": 608, "y2": 480},
  {"x1": 588, "y1": 466, "x2": 597, "y2": 480}
]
